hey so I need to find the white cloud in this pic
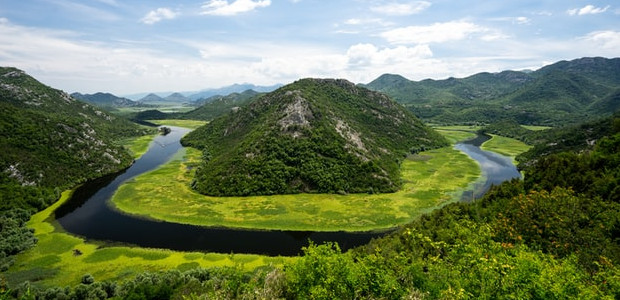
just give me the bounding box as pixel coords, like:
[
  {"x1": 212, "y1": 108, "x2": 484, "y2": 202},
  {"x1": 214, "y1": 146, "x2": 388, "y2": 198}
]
[
  {"x1": 342, "y1": 18, "x2": 393, "y2": 28},
  {"x1": 567, "y1": 5, "x2": 610, "y2": 16},
  {"x1": 515, "y1": 17, "x2": 530, "y2": 25},
  {"x1": 201, "y1": 0, "x2": 271, "y2": 16},
  {"x1": 380, "y1": 21, "x2": 486, "y2": 44},
  {"x1": 346, "y1": 43, "x2": 432, "y2": 67},
  {"x1": 370, "y1": 1, "x2": 431, "y2": 16},
  {"x1": 140, "y1": 8, "x2": 178, "y2": 25},
  {"x1": 580, "y1": 31, "x2": 620, "y2": 49}
]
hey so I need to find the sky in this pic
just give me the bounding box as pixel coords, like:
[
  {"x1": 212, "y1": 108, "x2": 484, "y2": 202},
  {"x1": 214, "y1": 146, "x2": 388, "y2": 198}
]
[{"x1": 0, "y1": 0, "x2": 618, "y2": 95}]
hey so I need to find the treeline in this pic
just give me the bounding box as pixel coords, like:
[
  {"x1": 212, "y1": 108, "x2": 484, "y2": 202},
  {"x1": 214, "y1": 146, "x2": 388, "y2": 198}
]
[
  {"x1": 0, "y1": 67, "x2": 152, "y2": 275},
  {"x1": 4, "y1": 110, "x2": 619, "y2": 299},
  {"x1": 366, "y1": 57, "x2": 620, "y2": 127},
  {"x1": 480, "y1": 112, "x2": 620, "y2": 168}
]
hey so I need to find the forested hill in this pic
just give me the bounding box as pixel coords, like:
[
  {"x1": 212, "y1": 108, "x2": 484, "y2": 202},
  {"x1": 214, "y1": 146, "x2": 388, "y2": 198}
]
[
  {"x1": 0, "y1": 67, "x2": 149, "y2": 212},
  {"x1": 70, "y1": 92, "x2": 139, "y2": 108},
  {"x1": 182, "y1": 78, "x2": 448, "y2": 196},
  {"x1": 174, "y1": 89, "x2": 260, "y2": 121},
  {"x1": 364, "y1": 57, "x2": 620, "y2": 125}
]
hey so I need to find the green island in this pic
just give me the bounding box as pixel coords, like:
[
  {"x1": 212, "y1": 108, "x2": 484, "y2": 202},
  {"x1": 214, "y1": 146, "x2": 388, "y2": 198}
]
[
  {"x1": 3, "y1": 57, "x2": 619, "y2": 298},
  {"x1": 5, "y1": 122, "x2": 515, "y2": 287},
  {"x1": 111, "y1": 125, "x2": 485, "y2": 231}
]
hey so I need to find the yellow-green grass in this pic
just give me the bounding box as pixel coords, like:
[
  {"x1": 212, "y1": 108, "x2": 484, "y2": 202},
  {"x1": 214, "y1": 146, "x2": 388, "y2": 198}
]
[
  {"x1": 6, "y1": 190, "x2": 293, "y2": 288},
  {"x1": 481, "y1": 134, "x2": 532, "y2": 163},
  {"x1": 435, "y1": 129, "x2": 477, "y2": 144},
  {"x1": 111, "y1": 143, "x2": 481, "y2": 232},
  {"x1": 521, "y1": 125, "x2": 552, "y2": 131},
  {"x1": 148, "y1": 119, "x2": 208, "y2": 130},
  {"x1": 119, "y1": 134, "x2": 158, "y2": 159}
]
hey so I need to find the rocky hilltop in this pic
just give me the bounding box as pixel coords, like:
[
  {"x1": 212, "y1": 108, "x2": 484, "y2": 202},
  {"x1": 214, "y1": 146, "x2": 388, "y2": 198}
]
[{"x1": 182, "y1": 78, "x2": 448, "y2": 196}]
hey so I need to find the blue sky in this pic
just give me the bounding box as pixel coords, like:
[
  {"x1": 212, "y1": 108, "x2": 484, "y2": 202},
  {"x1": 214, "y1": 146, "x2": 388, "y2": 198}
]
[{"x1": 0, "y1": 0, "x2": 618, "y2": 95}]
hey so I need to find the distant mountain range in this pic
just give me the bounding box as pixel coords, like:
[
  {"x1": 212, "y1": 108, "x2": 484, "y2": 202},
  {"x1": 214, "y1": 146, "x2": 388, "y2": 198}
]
[
  {"x1": 71, "y1": 92, "x2": 139, "y2": 107},
  {"x1": 363, "y1": 57, "x2": 620, "y2": 126},
  {"x1": 121, "y1": 83, "x2": 282, "y2": 102}
]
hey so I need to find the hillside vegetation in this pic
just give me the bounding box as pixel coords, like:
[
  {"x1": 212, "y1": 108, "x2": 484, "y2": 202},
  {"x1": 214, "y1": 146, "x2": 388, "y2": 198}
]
[
  {"x1": 182, "y1": 78, "x2": 448, "y2": 196},
  {"x1": 5, "y1": 109, "x2": 619, "y2": 300},
  {"x1": 365, "y1": 57, "x2": 620, "y2": 126},
  {"x1": 0, "y1": 67, "x2": 150, "y2": 212}
]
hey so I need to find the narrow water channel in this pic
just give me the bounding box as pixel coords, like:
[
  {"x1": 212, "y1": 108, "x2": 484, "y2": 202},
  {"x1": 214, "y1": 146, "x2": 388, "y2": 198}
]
[
  {"x1": 454, "y1": 134, "x2": 522, "y2": 201},
  {"x1": 56, "y1": 127, "x2": 519, "y2": 256}
]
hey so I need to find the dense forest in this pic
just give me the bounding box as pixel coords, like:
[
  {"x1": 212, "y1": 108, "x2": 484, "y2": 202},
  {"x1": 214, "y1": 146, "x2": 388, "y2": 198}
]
[
  {"x1": 3, "y1": 109, "x2": 618, "y2": 300},
  {"x1": 365, "y1": 57, "x2": 620, "y2": 126},
  {"x1": 181, "y1": 78, "x2": 448, "y2": 196},
  {"x1": 0, "y1": 67, "x2": 151, "y2": 273},
  {"x1": 1, "y1": 59, "x2": 619, "y2": 299}
]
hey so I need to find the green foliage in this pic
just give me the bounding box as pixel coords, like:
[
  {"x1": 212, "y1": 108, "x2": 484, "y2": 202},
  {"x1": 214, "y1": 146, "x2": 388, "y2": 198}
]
[
  {"x1": 177, "y1": 89, "x2": 260, "y2": 121},
  {"x1": 366, "y1": 57, "x2": 620, "y2": 126},
  {"x1": 182, "y1": 78, "x2": 448, "y2": 196},
  {"x1": 0, "y1": 209, "x2": 36, "y2": 271},
  {"x1": 0, "y1": 67, "x2": 152, "y2": 278},
  {"x1": 0, "y1": 67, "x2": 151, "y2": 213}
]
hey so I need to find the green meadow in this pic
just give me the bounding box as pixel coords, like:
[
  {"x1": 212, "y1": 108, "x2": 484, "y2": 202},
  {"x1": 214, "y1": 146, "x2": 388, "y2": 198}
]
[
  {"x1": 521, "y1": 124, "x2": 552, "y2": 131},
  {"x1": 481, "y1": 134, "x2": 533, "y2": 162},
  {"x1": 5, "y1": 190, "x2": 292, "y2": 288},
  {"x1": 8, "y1": 121, "x2": 532, "y2": 287},
  {"x1": 110, "y1": 125, "x2": 482, "y2": 232}
]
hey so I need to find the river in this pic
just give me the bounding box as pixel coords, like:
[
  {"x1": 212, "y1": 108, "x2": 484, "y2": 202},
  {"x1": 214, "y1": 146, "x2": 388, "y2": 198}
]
[{"x1": 56, "y1": 127, "x2": 520, "y2": 256}]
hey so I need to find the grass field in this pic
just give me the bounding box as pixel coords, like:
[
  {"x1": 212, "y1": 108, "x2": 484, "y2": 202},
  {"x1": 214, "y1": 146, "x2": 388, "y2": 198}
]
[
  {"x1": 111, "y1": 129, "x2": 481, "y2": 232},
  {"x1": 119, "y1": 134, "x2": 158, "y2": 159},
  {"x1": 521, "y1": 125, "x2": 552, "y2": 131},
  {"x1": 148, "y1": 119, "x2": 207, "y2": 129},
  {"x1": 481, "y1": 134, "x2": 532, "y2": 162},
  {"x1": 6, "y1": 190, "x2": 292, "y2": 288},
  {"x1": 8, "y1": 122, "x2": 531, "y2": 288}
]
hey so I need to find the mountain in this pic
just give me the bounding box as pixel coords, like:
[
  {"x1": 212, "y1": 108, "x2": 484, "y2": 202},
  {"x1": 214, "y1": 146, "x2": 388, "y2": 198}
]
[
  {"x1": 364, "y1": 57, "x2": 620, "y2": 126},
  {"x1": 181, "y1": 78, "x2": 448, "y2": 196},
  {"x1": 70, "y1": 92, "x2": 138, "y2": 108},
  {"x1": 0, "y1": 67, "x2": 149, "y2": 211},
  {"x1": 187, "y1": 83, "x2": 282, "y2": 101},
  {"x1": 139, "y1": 93, "x2": 165, "y2": 103},
  {"x1": 164, "y1": 92, "x2": 189, "y2": 103},
  {"x1": 180, "y1": 89, "x2": 260, "y2": 121}
]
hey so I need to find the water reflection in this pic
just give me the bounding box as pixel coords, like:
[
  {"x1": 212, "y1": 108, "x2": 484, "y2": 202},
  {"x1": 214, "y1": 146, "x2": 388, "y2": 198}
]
[{"x1": 454, "y1": 134, "x2": 521, "y2": 200}]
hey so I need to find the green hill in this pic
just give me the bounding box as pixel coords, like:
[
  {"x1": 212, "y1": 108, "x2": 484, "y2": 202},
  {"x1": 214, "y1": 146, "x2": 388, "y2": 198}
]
[
  {"x1": 0, "y1": 67, "x2": 149, "y2": 211},
  {"x1": 181, "y1": 78, "x2": 448, "y2": 196},
  {"x1": 364, "y1": 57, "x2": 620, "y2": 125},
  {"x1": 70, "y1": 92, "x2": 139, "y2": 108},
  {"x1": 179, "y1": 89, "x2": 260, "y2": 121}
]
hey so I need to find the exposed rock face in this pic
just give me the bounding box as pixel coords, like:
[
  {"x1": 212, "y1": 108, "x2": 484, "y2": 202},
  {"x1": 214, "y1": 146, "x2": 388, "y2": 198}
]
[
  {"x1": 182, "y1": 78, "x2": 448, "y2": 196},
  {"x1": 0, "y1": 67, "x2": 147, "y2": 190}
]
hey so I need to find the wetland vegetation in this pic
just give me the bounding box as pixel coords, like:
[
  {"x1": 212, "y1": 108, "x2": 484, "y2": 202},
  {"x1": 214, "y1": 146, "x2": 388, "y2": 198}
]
[{"x1": 2, "y1": 58, "x2": 619, "y2": 298}]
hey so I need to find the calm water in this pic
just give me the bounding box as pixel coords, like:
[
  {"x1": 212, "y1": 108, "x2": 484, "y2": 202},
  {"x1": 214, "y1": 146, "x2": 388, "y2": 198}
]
[
  {"x1": 56, "y1": 127, "x2": 519, "y2": 255},
  {"x1": 455, "y1": 134, "x2": 522, "y2": 201}
]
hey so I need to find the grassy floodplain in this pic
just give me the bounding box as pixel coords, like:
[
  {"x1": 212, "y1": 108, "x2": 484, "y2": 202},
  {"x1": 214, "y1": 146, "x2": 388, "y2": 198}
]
[
  {"x1": 8, "y1": 122, "x2": 532, "y2": 287},
  {"x1": 481, "y1": 134, "x2": 533, "y2": 162},
  {"x1": 6, "y1": 176, "x2": 291, "y2": 289},
  {"x1": 119, "y1": 134, "x2": 157, "y2": 159},
  {"x1": 111, "y1": 124, "x2": 482, "y2": 232},
  {"x1": 521, "y1": 125, "x2": 552, "y2": 131}
]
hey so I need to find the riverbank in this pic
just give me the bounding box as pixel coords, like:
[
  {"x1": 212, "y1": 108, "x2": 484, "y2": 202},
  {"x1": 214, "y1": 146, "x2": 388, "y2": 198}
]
[
  {"x1": 110, "y1": 128, "x2": 482, "y2": 232},
  {"x1": 6, "y1": 177, "x2": 291, "y2": 289},
  {"x1": 6, "y1": 123, "x2": 529, "y2": 287}
]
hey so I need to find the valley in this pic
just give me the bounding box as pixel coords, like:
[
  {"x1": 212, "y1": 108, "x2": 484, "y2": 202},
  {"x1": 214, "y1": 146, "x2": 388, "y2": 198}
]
[
  {"x1": 1, "y1": 57, "x2": 619, "y2": 298},
  {"x1": 3, "y1": 120, "x2": 526, "y2": 287}
]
